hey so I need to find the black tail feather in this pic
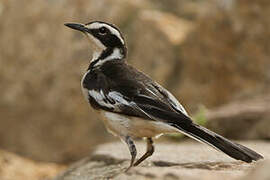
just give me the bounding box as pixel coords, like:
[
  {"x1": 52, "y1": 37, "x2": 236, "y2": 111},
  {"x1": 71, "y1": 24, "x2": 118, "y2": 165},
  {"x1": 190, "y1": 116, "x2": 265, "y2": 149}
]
[{"x1": 172, "y1": 122, "x2": 263, "y2": 163}]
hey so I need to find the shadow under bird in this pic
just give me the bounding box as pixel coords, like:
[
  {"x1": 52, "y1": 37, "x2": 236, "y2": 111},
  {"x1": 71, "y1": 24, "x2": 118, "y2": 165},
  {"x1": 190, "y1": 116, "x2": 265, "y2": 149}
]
[{"x1": 65, "y1": 21, "x2": 263, "y2": 170}]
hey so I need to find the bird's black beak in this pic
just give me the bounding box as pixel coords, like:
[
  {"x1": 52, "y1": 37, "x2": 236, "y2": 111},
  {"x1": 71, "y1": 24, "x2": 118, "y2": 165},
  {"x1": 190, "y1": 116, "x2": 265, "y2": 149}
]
[{"x1": 64, "y1": 23, "x2": 87, "y2": 32}]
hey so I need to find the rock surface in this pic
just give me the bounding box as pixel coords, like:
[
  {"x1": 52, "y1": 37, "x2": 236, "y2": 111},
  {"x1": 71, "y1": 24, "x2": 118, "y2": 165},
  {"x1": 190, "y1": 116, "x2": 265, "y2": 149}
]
[
  {"x1": 239, "y1": 160, "x2": 270, "y2": 180},
  {"x1": 54, "y1": 140, "x2": 269, "y2": 180},
  {"x1": 206, "y1": 95, "x2": 270, "y2": 139},
  {"x1": 0, "y1": 149, "x2": 65, "y2": 180},
  {"x1": 178, "y1": 0, "x2": 270, "y2": 110},
  {"x1": 1, "y1": 0, "x2": 270, "y2": 165}
]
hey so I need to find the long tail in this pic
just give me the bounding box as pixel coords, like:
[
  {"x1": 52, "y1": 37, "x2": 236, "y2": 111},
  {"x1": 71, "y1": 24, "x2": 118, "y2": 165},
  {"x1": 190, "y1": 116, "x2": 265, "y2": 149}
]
[{"x1": 171, "y1": 122, "x2": 263, "y2": 163}]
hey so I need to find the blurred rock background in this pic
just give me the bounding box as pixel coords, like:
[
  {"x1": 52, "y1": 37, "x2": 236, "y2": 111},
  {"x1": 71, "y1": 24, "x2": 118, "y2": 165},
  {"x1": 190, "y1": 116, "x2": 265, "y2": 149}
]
[{"x1": 0, "y1": 0, "x2": 269, "y2": 179}]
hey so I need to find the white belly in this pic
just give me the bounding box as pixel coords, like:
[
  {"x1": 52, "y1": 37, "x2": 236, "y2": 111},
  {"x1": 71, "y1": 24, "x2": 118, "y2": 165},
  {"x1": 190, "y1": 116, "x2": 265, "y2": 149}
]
[{"x1": 100, "y1": 111, "x2": 178, "y2": 138}]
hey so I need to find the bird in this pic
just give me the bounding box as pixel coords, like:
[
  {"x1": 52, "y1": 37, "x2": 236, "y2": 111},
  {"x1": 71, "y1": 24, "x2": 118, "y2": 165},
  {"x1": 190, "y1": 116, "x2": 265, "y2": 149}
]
[{"x1": 65, "y1": 21, "x2": 263, "y2": 170}]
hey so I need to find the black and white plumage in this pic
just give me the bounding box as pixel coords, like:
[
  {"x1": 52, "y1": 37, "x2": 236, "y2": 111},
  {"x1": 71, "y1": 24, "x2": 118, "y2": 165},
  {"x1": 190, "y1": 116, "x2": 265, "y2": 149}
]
[{"x1": 65, "y1": 21, "x2": 263, "y2": 170}]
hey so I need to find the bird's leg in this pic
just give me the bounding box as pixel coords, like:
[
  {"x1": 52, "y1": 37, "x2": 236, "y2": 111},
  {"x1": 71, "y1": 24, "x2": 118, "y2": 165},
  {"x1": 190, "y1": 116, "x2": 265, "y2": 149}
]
[
  {"x1": 134, "y1": 138, "x2": 154, "y2": 166},
  {"x1": 124, "y1": 136, "x2": 137, "y2": 171}
]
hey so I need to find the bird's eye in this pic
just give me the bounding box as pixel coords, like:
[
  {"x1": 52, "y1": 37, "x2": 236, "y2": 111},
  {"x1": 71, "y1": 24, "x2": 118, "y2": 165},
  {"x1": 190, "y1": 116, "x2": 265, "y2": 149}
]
[{"x1": 99, "y1": 27, "x2": 107, "y2": 35}]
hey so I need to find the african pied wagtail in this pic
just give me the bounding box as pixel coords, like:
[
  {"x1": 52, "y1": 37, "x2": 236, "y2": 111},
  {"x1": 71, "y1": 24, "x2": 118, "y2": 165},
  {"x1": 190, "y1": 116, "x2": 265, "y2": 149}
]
[{"x1": 65, "y1": 21, "x2": 263, "y2": 170}]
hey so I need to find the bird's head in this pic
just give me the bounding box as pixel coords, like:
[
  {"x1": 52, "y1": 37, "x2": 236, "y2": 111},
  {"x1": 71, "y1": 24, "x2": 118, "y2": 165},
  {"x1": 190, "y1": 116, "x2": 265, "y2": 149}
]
[{"x1": 65, "y1": 21, "x2": 127, "y2": 67}]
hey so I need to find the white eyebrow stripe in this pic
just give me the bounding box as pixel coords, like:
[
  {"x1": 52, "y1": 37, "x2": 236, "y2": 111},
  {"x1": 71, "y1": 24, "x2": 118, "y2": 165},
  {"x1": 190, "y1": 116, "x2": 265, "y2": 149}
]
[{"x1": 86, "y1": 22, "x2": 124, "y2": 44}]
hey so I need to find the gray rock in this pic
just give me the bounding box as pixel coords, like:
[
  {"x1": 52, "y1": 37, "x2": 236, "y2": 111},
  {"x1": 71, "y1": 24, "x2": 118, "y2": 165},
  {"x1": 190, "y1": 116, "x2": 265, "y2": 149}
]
[
  {"x1": 238, "y1": 160, "x2": 270, "y2": 180},
  {"x1": 178, "y1": 0, "x2": 270, "y2": 110},
  {"x1": 206, "y1": 95, "x2": 270, "y2": 139},
  {"x1": 54, "y1": 141, "x2": 269, "y2": 180}
]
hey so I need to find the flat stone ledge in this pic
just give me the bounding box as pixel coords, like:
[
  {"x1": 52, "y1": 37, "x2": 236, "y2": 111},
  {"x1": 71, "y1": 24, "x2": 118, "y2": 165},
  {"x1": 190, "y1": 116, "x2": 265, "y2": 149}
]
[{"x1": 54, "y1": 140, "x2": 269, "y2": 180}]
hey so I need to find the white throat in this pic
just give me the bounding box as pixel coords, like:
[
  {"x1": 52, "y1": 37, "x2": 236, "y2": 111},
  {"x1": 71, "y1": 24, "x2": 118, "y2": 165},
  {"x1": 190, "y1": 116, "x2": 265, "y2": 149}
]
[
  {"x1": 92, "y1": 51, "x2": 102, "y2": 61},
  {"x1": 83, "y1": 32, "x2": 105, "y2": 60}
]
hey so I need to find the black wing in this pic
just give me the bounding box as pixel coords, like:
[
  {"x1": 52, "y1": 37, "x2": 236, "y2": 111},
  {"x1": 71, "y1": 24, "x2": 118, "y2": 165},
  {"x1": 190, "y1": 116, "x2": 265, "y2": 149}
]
[
  {"x1": 87, "y1": 61, "x2": 263, "y2": 163},
  {"x1": 97, "y1": 61, "x2": 192, "y2": 124}
]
